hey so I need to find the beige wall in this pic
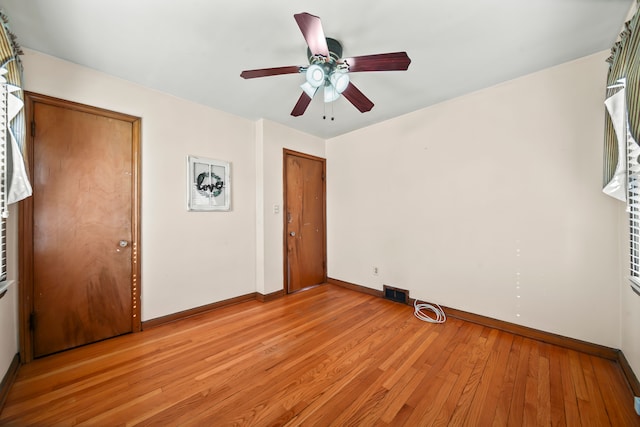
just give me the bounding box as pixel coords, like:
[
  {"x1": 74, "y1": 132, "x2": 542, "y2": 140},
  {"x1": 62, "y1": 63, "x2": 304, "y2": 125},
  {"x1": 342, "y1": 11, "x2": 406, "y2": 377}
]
[{"x1": 326, "y1": 52, "x2": 624, "y2": 349}]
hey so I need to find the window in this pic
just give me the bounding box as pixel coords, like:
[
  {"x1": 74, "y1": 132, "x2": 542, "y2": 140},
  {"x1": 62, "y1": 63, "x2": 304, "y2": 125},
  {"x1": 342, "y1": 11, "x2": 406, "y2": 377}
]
[
  {"x1": 604, "y1": 79, "x2": 640, "y2": 296},
  {"x1": 0, "y1": 12, "x2": 29, "y2": 295},
  {"x1": 627, "y1": 108, "x2": 640, "y2": 295},
  {"x1": 0, "y1": 87, "x2": 7, "y2": 286},
  {"x1": 603, "y1": 4, "x2": 640, "y2": 296}
]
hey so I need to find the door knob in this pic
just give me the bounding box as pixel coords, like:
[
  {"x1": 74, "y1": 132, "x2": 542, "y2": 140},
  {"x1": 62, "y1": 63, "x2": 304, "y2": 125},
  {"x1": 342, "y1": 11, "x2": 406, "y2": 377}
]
[
  {"x1": 289, "y1": 231, "x2": 296, "y2": 237},
  {"x1": 119, "y1": 240, "x2": 129, "y2": 247}
]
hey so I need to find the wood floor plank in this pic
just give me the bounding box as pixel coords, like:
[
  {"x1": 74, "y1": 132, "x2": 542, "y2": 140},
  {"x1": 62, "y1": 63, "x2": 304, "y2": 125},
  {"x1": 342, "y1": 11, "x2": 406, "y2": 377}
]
[
  {"x1": 138, "y1": 299, "x2": 392, "y2": 425},
  {"x1": 473, "y1": 331, "x2": 515, "y2": 426},
  {"x1": 379, "y1": 367, "x2": 427, "y2": 424},
  {"x1": 180, "y1": 300, "x2": 409, "y2": 425},
  {"x1": 1, "y1": 284, "x2": 637, "y2": 426},
  {"x1": 590, "y1": 356, "x2": 639, "y2": 427},
  {"x1": 403, "y1": 325, "x2": 486, "y2": 426},
  {"x1": 523, "y1": 338, "x2": 541, "y2": 426},
  {"x1": 430, "y1": 324, "x2": 498, "y2": 426},
  {"x1": 506, "y1": 336, "x2": 534, "y2": 426},
  {"x1": 332, "y1": 327, "x2": 441, "y2": 425},
  {"x1": 431, "y1": 351, "x2": 475, "y2": 427},
  {"x1": 218, "y1": 319, "x2": 408, "y2": 424},
  {"x1": 535, "y1": 342, "x2": 552, "y2": 427},
  {"x1": 492, "y1": 335, "x2": 523, "y2": 426},
  {"x1": 577, "y1": 353, "x2": 612, "y2": 427},
  {"x1": 559, "y1": 347, "x2": 582, "y2": 426},
  {"x1": 457, "y1": 328, "x2": 501, "y2": 426}
]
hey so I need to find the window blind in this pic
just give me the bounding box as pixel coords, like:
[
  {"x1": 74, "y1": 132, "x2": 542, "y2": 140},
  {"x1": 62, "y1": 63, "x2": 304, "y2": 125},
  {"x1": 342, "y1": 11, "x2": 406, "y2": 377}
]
[
  {"x1": 627, "y1": 107, "x2": 640, "y2": 295},
  {"x1": 604, "y1": 2, "x2": 640, "y2": 295},
  {"x1": 0, "y1": 11, "x2": 26, "y2": 290}
]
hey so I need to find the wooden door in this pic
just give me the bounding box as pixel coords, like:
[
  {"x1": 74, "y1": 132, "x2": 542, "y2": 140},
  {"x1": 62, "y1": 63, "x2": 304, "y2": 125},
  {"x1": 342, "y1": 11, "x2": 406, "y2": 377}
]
[
  {"x1": 22, "y1": 94, "x2": 141, "y2": 359},
  {"x1": 284, "y1": 150, "x2": 326, "y2": 293}
]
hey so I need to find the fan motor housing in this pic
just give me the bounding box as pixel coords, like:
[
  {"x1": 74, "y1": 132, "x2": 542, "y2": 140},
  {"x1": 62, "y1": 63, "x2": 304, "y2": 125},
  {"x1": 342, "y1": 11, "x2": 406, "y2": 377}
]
[{"x1": 307, "y1": 37, "x2": 343, "y2": 64}]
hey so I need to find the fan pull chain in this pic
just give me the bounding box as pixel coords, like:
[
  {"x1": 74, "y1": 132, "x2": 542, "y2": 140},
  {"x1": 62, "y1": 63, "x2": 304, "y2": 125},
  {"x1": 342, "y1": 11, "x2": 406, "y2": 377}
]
[{"x1": 322, "y1": 98, "x2": 335, "y2": 121}]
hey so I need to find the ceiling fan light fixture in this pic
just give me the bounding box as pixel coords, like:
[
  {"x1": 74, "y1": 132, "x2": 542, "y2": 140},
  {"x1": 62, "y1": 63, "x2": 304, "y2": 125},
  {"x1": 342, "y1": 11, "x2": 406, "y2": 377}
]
[
  {"x1": 329, "y1": 70, "x2": 350, "y2": 94},
  {"x1": 305, "y1": 64, "x2": 325, "y2": 88},
  {"x1": 324, "y1": 84, "x2": 340, "y2": 103},
  {"x1": 300, "y1": 81, "x2": 319, "y2": 98}
]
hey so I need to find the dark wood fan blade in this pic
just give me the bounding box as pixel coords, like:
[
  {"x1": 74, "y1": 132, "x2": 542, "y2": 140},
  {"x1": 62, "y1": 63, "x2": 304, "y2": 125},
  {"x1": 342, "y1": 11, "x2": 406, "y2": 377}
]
[
  {"x1": 341, "y1": 83, "x2": 374, "y2": 113},
  {"x1": 294, "y1": 12, "x2": 330, "y2": 58},
  {"x1": 291, "y1": 92, "x2": 313, "y2": 116},
  {"x1": 240, "y1": 66, "x2": 301, "y2": 79},
  {"x1": 341, "y1": 52, "x2": 411, "y2": 72}
]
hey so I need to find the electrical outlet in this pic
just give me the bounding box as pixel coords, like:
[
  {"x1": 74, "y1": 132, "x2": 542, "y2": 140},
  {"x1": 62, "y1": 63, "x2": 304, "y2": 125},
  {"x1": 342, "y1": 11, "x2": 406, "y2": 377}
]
[
  {"x1": 373, "y1": 266, "x2": 379, "y2": 276},
  {"x1": 634, "y1": 396, "x2": 640, "y2": 416}
]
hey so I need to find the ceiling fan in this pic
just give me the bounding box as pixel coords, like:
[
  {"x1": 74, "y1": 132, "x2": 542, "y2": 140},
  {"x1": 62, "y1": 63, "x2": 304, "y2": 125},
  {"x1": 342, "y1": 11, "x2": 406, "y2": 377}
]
[{"x1": 240, "y1": 12, "x2": 411, "y2": 117}]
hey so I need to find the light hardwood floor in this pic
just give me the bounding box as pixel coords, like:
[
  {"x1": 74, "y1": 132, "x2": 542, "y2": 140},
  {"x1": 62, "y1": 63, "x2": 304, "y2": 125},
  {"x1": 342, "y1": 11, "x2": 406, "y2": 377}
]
[{"x1": 1, "y1": 284, "x2": 638, "y2": 426}]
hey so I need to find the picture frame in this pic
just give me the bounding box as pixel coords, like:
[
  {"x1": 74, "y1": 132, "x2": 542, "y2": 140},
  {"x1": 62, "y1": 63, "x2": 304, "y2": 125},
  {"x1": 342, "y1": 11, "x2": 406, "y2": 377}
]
[{"x1": 187, "y1": 155, "x2": 231, "y2": 211}]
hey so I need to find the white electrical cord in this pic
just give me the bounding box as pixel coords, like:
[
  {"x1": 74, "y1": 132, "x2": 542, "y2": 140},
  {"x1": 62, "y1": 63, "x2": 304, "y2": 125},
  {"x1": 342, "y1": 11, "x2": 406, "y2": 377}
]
[{"x1": 413, "y1": 299, "x2": 446, "y2": 323}]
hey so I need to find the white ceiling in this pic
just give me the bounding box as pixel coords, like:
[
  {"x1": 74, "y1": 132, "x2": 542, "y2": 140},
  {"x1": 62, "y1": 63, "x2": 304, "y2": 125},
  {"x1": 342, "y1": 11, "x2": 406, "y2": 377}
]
[{"x1": 0, "y1": 0, "x2": 633, "y2": 139}]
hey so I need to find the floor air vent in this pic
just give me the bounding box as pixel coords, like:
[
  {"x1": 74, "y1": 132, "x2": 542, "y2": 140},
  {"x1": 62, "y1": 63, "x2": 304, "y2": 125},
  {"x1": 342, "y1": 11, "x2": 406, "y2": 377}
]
[{"x1": 383, "y1": 285, "x2": 409, "y2": 304}]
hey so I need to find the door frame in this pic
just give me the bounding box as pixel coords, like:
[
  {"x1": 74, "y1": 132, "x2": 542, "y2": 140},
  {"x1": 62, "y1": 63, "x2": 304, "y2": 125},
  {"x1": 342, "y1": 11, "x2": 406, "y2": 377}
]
[
  {"x1": 282, "y1": 149, "x2": 327, "y2": 293},
  {"x1": 19, "y1": 92, "x2": 142, "y2": 362}
]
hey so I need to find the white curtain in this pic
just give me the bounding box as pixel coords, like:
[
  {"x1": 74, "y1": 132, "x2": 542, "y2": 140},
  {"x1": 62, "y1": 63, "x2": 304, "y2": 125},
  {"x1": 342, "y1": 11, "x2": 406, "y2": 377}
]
[{"x1": 0, "y1": 64, "x2": 31, "y2": 206}]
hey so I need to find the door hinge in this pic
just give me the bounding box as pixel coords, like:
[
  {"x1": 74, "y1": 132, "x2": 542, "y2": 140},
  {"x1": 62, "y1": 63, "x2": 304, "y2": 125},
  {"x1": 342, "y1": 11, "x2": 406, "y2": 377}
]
[
  {"x1": 31, "y1": 121, "x2": 36, "y2": 137},
  {"x1": 29, "y1": 312, "x2": 36, "y2": 331}
]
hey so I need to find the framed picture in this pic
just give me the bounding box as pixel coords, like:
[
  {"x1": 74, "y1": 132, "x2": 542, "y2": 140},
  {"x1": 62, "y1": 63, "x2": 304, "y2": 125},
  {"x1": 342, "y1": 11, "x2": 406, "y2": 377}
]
[{"x1": 187, "y1": 155, "x2": 231, "y2": 211}]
